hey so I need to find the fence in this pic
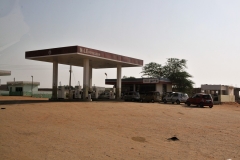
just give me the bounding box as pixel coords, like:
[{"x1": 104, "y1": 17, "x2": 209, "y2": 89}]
[
  {"x1": 0, "y1": 91, "x2": 9, "y2": 96},
  {"x1": 0, "y1": 91, "x2": 52, "y2": 98},
  {"x1": 33, "y1": 91, "x2": 52, "y2": 98}
]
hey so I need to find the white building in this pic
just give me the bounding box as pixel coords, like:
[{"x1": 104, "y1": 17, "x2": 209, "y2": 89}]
[
  {"x1": 106, "y1": 78, "x2": 172, "y2": 94},
  {"x1": 201, "y1": 84, "x2": 235, "y2": 102},
  {"x1": 7, "y1": 81, "x2": 40, "y2": 96}
]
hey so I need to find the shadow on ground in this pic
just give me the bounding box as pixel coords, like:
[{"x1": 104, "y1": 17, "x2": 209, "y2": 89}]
[
  {"x1": 0, "y1": 99, "x2": 125, "y2": 106},
  {"x1": 181, "y1": 104, "x2": 212, "y2": 109},
  {"x1": 0, "y1": 100, "x2": 50, "y2": 105}
]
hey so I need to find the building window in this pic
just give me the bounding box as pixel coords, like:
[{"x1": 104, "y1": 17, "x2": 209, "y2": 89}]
[
  {"x1": 16, "y1": 87, "x2": 23, "y2": 92},
  {"x1": 139, "y1": 84, "x2": 155, "y2": 93}
]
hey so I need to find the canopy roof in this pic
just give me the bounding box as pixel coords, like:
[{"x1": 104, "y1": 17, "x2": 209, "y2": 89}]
[
  {"x1": 0, "y1": 70, "x2": 11, "y2": 76},
  {"x1": 25, "y1": 46, "x2": 143, "y2": 68}
]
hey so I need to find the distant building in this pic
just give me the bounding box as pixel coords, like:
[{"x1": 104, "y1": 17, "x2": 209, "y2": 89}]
[
  {"x1": 7, "y1": 81, "x2": 40, "y2": 96},
  {"x1": 234, "y1": 87, "x2": 240, "y2": 103},
  {"x1": 0, "y1": 84, "x2": 9, "y2": 96},
  {"x1": 201, "y1": 84, "x2": 235, "y2": 103},
  {"x1": 0, "y1": 70, "x2": 11, "y2": 76},
  {"x1": 0, "y1": 70, "x2": 11, "y2": 95},
  {"x1": 0, "y1": 84, "x2": 8, "y2": 91},
  {"x1": 106, "y1": 78, "x2": 172, "y2": 94}
]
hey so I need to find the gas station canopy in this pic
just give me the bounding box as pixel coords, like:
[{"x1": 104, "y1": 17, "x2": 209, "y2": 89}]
[
  {"x1": 25, "y1": 46, "x2": 143, "y2": 68},
  {"x1": 25, "y1": 45, "x2": 143, "y2": 100}
]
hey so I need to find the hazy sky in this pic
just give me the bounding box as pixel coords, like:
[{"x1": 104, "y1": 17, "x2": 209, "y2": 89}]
[{"x1": 0, "y1": 0, "x2": 240, "y2": 88}]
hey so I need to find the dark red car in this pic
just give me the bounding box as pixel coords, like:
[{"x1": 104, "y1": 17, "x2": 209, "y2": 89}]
[{"x1": 185, "y1": 93, "x2": 213, "y2": 108}]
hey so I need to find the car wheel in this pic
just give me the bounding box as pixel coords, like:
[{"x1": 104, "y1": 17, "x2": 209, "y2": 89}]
[
  {"x1": 151, "y1": 99, "x2": 154, "y2": 103},
  {"x1": 186, "y1": 102, "x2": 191, "y2": 106},
  {"x1": 199, "y1": 103, "x2": 204, "y2": 108},
  {"x1": 164, "y1": 99, "x2": 167, "y2": 104},
  {"x1": 209, "y1": 105, "x2": 213, "y2": 108},
  {"x1": 172, "y1": 101, "x2": 174, "y2": 104},
  {"x1": 132, "y1": 98, "x2": 135, "y2": 102},
  {"x1": 176, "y1": 100, "x2": 180, "y2": 104},
  {"x1": 140, "y1": 99, "x2": 143, "y2": 103}
]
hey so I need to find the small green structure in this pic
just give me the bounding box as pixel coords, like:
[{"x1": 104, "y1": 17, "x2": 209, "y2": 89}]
[{"x1": 7, "y1": 81, "x2": 40, "y2": 96}]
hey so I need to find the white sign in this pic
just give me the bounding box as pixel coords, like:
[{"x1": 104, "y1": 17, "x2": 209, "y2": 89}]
[
  {"x1": 143, "y1": 79, "x2": 159, "y2": 83},
  {"x1": 79, "y1": 47, "x2": 100, "y2": 56}
]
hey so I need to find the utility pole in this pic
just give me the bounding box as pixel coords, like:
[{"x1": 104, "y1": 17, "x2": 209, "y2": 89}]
[
  {"x1": 69, "y1": 65, "x2": 72, "y2": 99},
  {"x1": 14, "y1": 78, "x2": 15, "y2": 93},
  {"x1": 31, "y1": 76, "x2": 33, "y2": 97}
]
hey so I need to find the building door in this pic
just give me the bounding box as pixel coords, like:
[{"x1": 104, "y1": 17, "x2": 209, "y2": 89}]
[{"x1": 162, "y1": 84, "x2": 167, "y2": 93}]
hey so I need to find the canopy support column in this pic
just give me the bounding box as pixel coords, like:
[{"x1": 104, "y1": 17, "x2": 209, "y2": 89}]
[
  {"x1": 116, "y1": 64, "x2": 122, "y2": 99},
  {"x1": 52, "y1": 61, "x2": 58, "y2": 99},
  {"x1": 83, "y1": 59, "x2": 89, "y2": 99},
  {"x1": 89, "y1": 65, "x2": 92, "y2": 92}
]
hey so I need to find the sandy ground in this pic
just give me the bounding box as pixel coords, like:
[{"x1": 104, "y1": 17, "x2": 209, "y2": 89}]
[{"x1": 0, "y1": 96, "x2": 240, "y2": 160}]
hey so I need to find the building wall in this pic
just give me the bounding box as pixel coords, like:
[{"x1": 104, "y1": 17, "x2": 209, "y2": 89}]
[
  {"x1": 156, "y1": 84, "x2": 162, "y2": 93},
  {"x1": 227, "y1": 86, "x2": 234, "y2": 95},
  {"x1": 121, "y1": 83, "x2": 172, "y2": 93},
  {"x1": 0, "y1": 91, "x2": 9, "y2": 96},
  {"x1": 23, "y1": 85, "x2": 38, "y2": 93},
  {"x1": 167, "y1": 84, "x2": 172, "y2": 92},
  {"x1": 155, "y1": 83, "x2": 172, "y2": 94},
  {"x1": 220, "y1": 95, "x2": 235, "y2": 102},
  {"x1": 8, "y1": 85, "x2": 15, "y2": 92},
  {"x1": 9, "y1": 85, "x2": 38, "y2": 92},
  {"x1": 201, "y1": 85, "x2": 234, "y2": 95},
  {"x1": 8, "y1": 84, "x2": 39, "y2": 96},
  {"x1": 201, "y1": 85, "x2": 222, "y2": 90}
]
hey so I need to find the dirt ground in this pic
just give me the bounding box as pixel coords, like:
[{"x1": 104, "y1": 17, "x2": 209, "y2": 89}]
[{"x1": 0, "y1": 96, "x2": 240, "y2": 160}]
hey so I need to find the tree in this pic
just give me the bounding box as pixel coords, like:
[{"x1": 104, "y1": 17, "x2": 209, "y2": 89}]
[
  {"x1": 168, "y1": 71, "x2": 194, "y2": 92},
  {"x1": 141, "y1": 62, "x2": 162, "y2": 78},
  {"x1": 141, "y1": 58, "x2": 194, "y2": 92},
  {"x1": 161, "y1": 58, "x2": 187, "y2": 77},
  {"x1": 163, "y1": 58, "x2": 194, "y2": 92}
]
